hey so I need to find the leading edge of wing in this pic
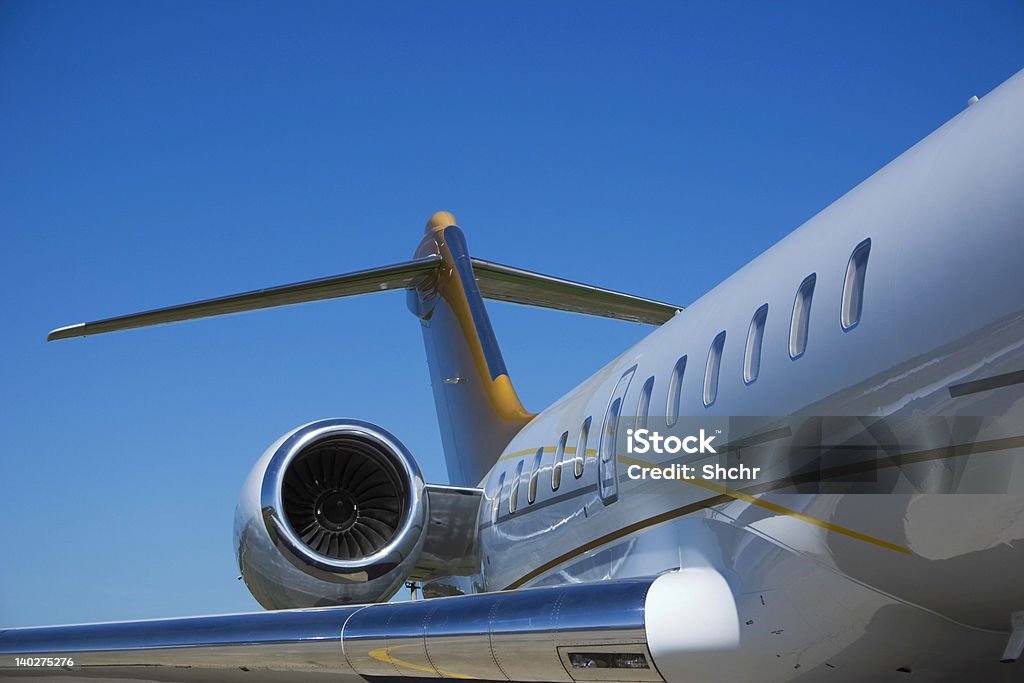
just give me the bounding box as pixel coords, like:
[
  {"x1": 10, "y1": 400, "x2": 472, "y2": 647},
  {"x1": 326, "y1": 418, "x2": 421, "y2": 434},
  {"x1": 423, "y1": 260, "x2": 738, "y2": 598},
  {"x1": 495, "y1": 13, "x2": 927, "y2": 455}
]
[
  {"x1": 0, "y1": 577, "x2": 670, "y2": 682},
  {"x1": 47, "y1": 256, "x2": 443, "y2": 341}
]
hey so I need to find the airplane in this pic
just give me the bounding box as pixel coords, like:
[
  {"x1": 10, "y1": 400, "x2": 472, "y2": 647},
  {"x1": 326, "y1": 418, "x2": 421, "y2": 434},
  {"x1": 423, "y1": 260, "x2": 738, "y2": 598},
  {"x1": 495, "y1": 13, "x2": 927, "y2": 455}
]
[{"x1": 2, "y1": 65, "x2": 1024, "y2": 682}]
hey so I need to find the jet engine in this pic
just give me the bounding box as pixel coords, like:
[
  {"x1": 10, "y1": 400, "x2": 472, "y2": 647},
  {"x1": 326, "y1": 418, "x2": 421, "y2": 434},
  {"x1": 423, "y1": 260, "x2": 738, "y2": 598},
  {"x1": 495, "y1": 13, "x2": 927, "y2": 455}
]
[{"x1": 234, "y1": 419, "x2": 428, "y2": 609}]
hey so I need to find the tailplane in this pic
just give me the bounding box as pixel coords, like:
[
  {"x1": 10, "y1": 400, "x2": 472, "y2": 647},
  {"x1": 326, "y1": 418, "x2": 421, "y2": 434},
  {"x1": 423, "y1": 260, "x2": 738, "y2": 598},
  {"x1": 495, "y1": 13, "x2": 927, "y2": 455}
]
[{"x1": 48, "y1": 212, "x2": 682, "y2": 485}]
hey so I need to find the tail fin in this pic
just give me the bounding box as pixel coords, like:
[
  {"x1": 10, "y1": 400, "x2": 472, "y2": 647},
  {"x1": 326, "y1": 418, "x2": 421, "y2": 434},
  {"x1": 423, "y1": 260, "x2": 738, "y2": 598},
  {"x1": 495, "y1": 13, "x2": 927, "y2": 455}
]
[
  {"x1": 407, "y1": 213, "x2": 533, "y2": 485},
  {"x1": 47, "y1": 211, "x2": 681, "y2": 485}
]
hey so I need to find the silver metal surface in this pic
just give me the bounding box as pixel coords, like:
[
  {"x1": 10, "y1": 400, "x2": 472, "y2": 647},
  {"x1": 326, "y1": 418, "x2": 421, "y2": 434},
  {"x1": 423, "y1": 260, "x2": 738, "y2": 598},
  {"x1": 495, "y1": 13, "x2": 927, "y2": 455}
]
[
  {"x1": 410, "y1": 484, "x2": 483, "y2": 581},
  {"x1": 0, "y1": 578, "x2": 662, "y2": 682},
  {"x1": 0, "y1": 606, "x2": 360, "y2": 681},
  {"x1": 341, "y1": 577, "x2": 656, "y2": 682},
  {"x1": 236, "y1": 419, "x2": 427, "y2": 609}
]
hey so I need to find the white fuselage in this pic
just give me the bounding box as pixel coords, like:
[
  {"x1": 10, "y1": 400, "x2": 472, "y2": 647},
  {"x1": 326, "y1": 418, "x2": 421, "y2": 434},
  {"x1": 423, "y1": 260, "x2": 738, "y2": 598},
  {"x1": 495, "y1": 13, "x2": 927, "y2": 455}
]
[{"x1": 468, "y1": 69, "x2": 1024, "y2": 681}]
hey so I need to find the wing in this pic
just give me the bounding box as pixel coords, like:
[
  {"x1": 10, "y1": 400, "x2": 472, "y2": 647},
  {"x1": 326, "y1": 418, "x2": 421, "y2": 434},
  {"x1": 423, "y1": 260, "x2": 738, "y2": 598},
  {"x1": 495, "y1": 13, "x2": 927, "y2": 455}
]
[{"x1": 0, "y1": 572, "x2": 735, "y2": 683}]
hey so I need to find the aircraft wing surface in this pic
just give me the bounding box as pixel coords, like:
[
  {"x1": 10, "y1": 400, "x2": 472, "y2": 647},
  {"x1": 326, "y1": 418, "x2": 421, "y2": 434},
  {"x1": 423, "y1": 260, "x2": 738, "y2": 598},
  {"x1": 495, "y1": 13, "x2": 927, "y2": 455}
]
[{"x1": 0, "y1": 576, "x2": 700, "y2": 683}]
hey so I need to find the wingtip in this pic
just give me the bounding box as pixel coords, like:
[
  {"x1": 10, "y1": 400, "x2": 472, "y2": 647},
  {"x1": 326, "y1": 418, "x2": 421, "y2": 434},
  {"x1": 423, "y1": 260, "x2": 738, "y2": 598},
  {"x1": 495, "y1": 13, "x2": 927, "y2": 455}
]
[{"x1": 47, "y1": 323, "x2": 86, "y2": 342}]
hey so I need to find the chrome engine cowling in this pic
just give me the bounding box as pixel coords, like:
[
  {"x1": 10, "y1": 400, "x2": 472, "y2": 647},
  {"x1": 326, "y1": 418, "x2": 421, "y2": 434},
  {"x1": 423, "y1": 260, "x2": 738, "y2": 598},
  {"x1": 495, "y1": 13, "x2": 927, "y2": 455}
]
[{"x1": 234, "y1": 419, "x2": 427, "y2": 609}]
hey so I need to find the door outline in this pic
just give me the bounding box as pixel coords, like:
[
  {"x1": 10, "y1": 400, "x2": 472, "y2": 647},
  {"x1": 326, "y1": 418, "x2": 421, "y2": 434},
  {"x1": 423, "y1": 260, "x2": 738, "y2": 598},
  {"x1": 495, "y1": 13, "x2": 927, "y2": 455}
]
[{"x1": 599, "y1": 365, "x2": 636, "y2": 505}]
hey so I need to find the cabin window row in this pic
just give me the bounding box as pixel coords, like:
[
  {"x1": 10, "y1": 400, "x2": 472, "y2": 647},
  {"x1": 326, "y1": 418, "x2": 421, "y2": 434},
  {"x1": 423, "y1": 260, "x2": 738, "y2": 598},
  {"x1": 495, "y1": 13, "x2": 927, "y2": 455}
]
[
  {"x1": 496, "y1": 238, "x2": 870, "y2": 517},
  {"x1": 659, "y1": 237, "x2": 871, "y2": 421},
  {"x1": 494, "y1": 415, "x2": 592, "y2": 520}
]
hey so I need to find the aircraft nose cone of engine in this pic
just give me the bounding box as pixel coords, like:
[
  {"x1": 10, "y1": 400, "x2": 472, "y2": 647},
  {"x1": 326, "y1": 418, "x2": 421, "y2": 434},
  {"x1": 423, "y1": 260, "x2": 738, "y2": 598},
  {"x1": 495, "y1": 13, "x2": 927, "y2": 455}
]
[{"x1": 315, "y1": 489, "x2": 358, "y2": 533}]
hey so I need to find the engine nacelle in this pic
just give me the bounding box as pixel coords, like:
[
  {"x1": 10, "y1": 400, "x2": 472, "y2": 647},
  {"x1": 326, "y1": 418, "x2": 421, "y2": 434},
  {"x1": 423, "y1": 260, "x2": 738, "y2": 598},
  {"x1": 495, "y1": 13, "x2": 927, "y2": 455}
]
[{"x1": 234, "y1": 419, "x2": 427, "y2": 609}]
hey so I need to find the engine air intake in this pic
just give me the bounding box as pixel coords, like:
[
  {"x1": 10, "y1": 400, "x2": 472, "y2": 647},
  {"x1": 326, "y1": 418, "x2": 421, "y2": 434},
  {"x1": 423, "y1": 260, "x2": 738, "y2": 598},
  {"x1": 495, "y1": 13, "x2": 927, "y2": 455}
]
[
  {"x1": 282, "y1": 435, "x2": 406, "y2": 560},
  {"x1": 237, "y1": 419, "x2": 428, "y2": 608}
]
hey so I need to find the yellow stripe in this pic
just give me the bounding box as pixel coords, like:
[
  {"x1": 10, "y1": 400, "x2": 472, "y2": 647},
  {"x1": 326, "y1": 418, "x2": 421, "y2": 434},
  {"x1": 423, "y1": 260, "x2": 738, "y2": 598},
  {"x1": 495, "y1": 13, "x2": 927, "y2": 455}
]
[
  {"x1": 502, "y1": 434, "x2": 1024, "y2": 588},
  {"x1": 433, "y1": 228, "x2": 533, "y2": 422},
  {"x1": 498, "y1": 445, "x2": 597, "y2": 461},
  {"x1": 504, "y1": 493, "x2": 731, "y2": 589},
  {"x1": 368, "y1": 645, "x2": 473, "y2": 679},
  {"x1": 619, "y1": 455, "x2": 911, "y2": 554},
  {"x1": 495, "y1": 445, "x2": 910, "y2": 554}
]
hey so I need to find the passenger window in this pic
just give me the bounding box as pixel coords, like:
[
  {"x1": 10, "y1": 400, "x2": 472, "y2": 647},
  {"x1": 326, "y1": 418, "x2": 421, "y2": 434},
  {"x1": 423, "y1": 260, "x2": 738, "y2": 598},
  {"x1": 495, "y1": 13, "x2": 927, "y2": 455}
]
[
  {"x1": 790, "y1": 274, "x2": 816, "y2": 359},
  {"x1": 509, "y1": 460, "x2": 524, "y2": 514},
  {"x1": 666, "y1": 356, "x2": 687, "y2": 425},
  {"x1": 528, "y1": 447, "x2": 543, "y2": 504},
  {"x1": 574, "y1": 417, "x2": 591, "y2": 478},
  {"x1": 703, "y1": 331, "x2": 726, "y2": 406},
  {"x1": 744, "y1": 304, "x2": 768, "y2": 384},
  {"x1": 492, "y1": 472, "x2": 505, "y2": 523},
  {"x1": 842, "y1": 239, "x2": 871, "y2": 330},
  {"x1": 636, "y1": 376, "x2": 654, "y2": 430},
  {"x1": 551, "y1": 431, "x2": 568, "y2": 491}
]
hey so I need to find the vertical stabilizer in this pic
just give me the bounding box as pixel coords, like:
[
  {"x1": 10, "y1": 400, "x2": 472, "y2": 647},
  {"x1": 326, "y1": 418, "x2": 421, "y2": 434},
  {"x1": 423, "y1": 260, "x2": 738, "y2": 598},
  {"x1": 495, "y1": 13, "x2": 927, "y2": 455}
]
[{"x1": 408, "y1": 212, "x2": 534, "y2": 486}]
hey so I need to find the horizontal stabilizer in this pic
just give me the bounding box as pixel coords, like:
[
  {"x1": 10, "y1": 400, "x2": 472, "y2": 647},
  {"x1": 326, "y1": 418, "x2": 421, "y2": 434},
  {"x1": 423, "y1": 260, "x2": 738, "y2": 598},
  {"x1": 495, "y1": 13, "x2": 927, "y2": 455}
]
[
  {"x1": 47, "y1": 256, "x2": 441, "y2": 341},
  {"x1": 472, "y1": 257, "x2": 680, "y2": 325},
  {"x1": 48, "y1": 249, "x2": 681, "y2": 341}
]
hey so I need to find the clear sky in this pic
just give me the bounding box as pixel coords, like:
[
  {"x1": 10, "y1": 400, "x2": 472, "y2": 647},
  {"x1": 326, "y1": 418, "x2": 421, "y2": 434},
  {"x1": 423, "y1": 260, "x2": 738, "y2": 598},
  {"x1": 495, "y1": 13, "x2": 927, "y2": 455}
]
[{"x1": 1, "y1": 1, "x2": 1021, "y2": 627}]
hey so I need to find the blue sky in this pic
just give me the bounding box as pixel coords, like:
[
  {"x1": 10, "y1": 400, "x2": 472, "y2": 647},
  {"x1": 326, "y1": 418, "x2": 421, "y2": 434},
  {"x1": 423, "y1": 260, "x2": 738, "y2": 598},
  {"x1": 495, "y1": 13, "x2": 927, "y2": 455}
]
[{"x1": 1, "y1": 1, "x2": 1021, "y2": 627}]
